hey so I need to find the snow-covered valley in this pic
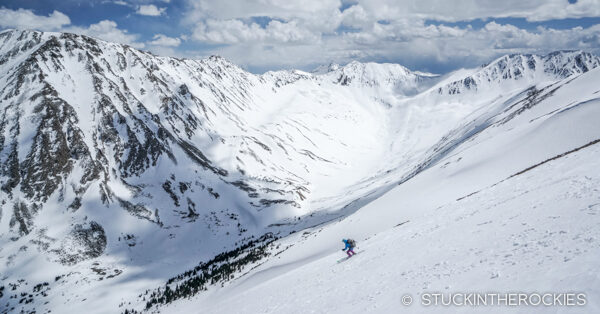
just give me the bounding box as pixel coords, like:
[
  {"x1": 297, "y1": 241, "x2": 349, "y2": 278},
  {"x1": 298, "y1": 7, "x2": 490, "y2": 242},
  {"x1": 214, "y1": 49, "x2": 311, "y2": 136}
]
[{"x1": 0, "y1": 29, "x2": 599, "y2": 313}]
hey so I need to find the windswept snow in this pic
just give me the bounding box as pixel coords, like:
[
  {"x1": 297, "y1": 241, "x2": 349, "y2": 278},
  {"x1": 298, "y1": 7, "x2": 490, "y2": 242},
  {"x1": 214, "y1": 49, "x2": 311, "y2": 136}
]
[
  {"x1": 174, "y1": 141, "x2": 600, "y2": 314},
  {"x1": 0, "y1": 29, "x2": 599, "y2": 314},
  {"x1": 165, "y1": 66, "x2": 600, "y2": 314}
]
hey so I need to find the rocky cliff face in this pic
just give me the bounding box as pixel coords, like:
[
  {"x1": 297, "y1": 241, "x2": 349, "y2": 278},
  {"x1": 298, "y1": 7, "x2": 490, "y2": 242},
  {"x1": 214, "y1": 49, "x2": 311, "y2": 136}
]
[
  {"x1": 0, "y1": 29, "x2": 434, "y2": 268},
  {"x1": 1, "y1": 29, "x2": 599, "y2": 264}
]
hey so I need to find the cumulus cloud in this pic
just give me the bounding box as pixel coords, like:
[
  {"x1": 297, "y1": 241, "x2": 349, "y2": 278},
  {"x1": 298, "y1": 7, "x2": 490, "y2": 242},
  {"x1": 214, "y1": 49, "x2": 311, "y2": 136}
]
[
  {"x1": 354, "y1": 0, "x2": 600, "y2": 22},
  {"x1": 335, "y1": 20, "x2": 600, "y2": 70},
  {"x1": 178, "y1": 0, "x2": 600, "y2": 72},
  {"x1": 137, "y1": 4, "x2": 166, "y2": 16},
  {"x1": 2, "y1": 1, "x2": 600, "y2": 74},
  {"x1": 0, "y1": 8, "x2": 70, "y2": 31},
  {"x1": 0, "y1": 8, "x2": 144, "y2": 49},
  {"x1": 341, "y1": 5, "x2": 370, "y2": 29},
  {"x1": 65, "y1": 20, "x2": 145, "y2": 48},
  {"x1": 183, "y1": 0, "x2": 341, "y2": 22},
  {"x1": 190, "y1": 19, "x2": 600, "y2": 73},
  {"x1": 184, "y1": 0, "x2": 343, "y2": 39},
  {"x1": 148, "y1": 34, "x2": 181, "y2": 47},
  {"x1": 192, "y1": 18, "x2": 319, "y2": 44}
]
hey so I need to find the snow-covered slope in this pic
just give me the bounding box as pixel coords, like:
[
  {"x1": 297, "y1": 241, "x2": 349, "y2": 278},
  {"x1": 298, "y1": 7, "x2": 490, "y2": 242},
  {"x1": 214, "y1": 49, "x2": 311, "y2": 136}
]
[
  {"x1": 165, "y1": 58, "x2": 600, "y2": 314},
  {"x1": 175, "y1": 141, "x2": 600, "y2": 314},
  {"x1": 318, "y1": 61, "x2": 440, "y2": 96},
  {"x1": 436, "y1": 51, "x2": 600, "y2": 95},
  {"x1": 0, "y1": 28, "x2": 599, "y2": 313}
]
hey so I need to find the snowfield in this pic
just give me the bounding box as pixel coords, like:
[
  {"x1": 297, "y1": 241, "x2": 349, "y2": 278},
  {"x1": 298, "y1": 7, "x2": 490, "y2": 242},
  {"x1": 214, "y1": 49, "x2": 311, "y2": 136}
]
[
  {"x1": 173, "y1": 142, "x2": 600, "y2": 314},
  {"x1": 0, "y1": 29, "x2": 599, "y2": 314},
  {"x1": 164, "y1": 66, "x2": 600, "y2": 314}
]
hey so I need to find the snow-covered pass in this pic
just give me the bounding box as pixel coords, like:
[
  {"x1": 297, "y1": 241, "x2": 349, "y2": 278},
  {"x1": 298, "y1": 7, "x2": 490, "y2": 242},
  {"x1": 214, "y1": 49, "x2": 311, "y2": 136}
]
[{"x1": 0, "y1": 28, "x2": 599, "y2": 314}]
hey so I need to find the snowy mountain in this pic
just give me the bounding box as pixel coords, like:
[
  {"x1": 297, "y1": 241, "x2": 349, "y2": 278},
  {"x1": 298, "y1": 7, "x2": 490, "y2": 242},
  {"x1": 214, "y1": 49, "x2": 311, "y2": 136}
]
[
  {"x1": 180, "y1": 59, "x2": 600, "y2": 314},
  {"x1": 317, "y1": 61, "x2": 440, "y2": 96},
  {"x1": 0, "y1": 29, "x2": 599, "y2": 313},
  {"x1": 436, "y1": 50, "x2": 600, "y2": 95}
]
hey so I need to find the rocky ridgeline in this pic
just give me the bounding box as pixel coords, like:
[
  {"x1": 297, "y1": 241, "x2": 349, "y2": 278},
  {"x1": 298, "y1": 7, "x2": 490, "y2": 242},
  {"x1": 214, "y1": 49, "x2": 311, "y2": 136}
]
[
  {"x1": 438, "y1": 51, "x2": 600, "y2": 94},
  {"x1": 0, "y1": 29, "x2": 309, "y2": 267}
]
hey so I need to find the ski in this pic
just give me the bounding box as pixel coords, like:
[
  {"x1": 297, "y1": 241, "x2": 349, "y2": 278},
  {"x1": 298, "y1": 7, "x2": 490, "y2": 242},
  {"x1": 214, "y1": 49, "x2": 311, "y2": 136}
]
[{"x1": 336, "y1": 251, "x2": 362, "y2": 263}]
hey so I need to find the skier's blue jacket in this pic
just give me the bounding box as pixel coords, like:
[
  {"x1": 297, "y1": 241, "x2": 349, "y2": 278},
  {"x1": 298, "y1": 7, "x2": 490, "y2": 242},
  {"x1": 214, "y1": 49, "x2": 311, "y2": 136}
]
[{"x1": 342, "y1": 239, "x2": 353, "y2": 250}]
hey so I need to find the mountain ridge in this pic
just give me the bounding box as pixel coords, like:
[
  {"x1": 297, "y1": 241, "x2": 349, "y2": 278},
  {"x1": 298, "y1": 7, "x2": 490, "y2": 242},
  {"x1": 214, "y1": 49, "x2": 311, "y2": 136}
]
[{"x1": 1, "y1": 28, "x2": 599, "y2": 313}]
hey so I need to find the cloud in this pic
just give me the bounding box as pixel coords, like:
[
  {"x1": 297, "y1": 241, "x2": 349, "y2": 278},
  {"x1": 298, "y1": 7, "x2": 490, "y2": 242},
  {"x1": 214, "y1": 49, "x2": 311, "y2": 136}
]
[
  {"x1": 2, "y1": 1, "x2": 600, "y2": 74},
  {"x1": 148, "y1": 34, "x2": 181, "y2": 47},
  {"x1": 183, "y1": 0, "x2": 341, "y2": 21},
  {"x1": 0, "y1": 8, "x2": 71, "y2": 31},
  {"x1": 137, "y1": 4, "x2": 167, "y2": 16},
  {"x1": 183, "y1": 0, "x2": 343, "y2": 39},
  {"x1": 177, "y1": 0, "x2": 600, "y2": 72},
  {"x1": 341, "y1": 5, "x2": 370, "y2": 29},
  {"x1": 191, "y1": 19, "x2": 600, "y2": 73},
  {"x1": 65, "y1": 20, "x2": 145, "y2": 48},
  {"x1": 0, "y1": 8, "x2": 144, "y2": 48},
  {"x1": 192, "y1": 18, "x2": 319, "y2": 44},
  {"x1": 353, "y1": 0, "x2": 600, "y2": 22}
]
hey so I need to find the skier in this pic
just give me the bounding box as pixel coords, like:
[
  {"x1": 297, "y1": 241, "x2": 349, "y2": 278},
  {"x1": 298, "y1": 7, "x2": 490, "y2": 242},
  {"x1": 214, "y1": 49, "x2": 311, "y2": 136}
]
[{"x1": 341, "y1": 239, "x2": 356, "y2": 257}]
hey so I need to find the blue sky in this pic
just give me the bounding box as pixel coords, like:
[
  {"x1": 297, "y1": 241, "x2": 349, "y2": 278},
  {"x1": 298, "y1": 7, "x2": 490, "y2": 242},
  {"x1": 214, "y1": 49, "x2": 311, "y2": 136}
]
[{"x1": 1, "y1": 0, "x2": 599, "y2": 74}]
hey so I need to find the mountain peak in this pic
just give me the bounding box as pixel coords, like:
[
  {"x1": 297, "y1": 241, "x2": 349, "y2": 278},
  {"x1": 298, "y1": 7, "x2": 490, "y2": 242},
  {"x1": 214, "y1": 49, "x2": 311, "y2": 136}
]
[
  {"x1": 317, "y1": 60, "x2": 438, "y2": 96},
  {"x1": 438, "y1": 50, "x2": 600, "y2": 95},
  {"x1": 485, "y1": 50, "x2": 599, "y2": 76},
  {"x1": 3, "y1": 28, "x2": 600, "y2": 314},
  {"x1": 311, "y1": 62, "x2": 340, "y2": 74}
]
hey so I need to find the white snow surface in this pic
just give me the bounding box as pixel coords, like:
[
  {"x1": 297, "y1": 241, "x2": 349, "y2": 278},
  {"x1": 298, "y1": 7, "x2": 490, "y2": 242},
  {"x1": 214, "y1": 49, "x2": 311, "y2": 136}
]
[
  {"x1": 0, "y1": 29, "x2": 599, "y2": 314},
  {"x1": 162, "y1": 65, "x2": 600, "y2": 314},
  {"x1": 173, "y1": 142, "x2": 600, "y2": 314}
]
